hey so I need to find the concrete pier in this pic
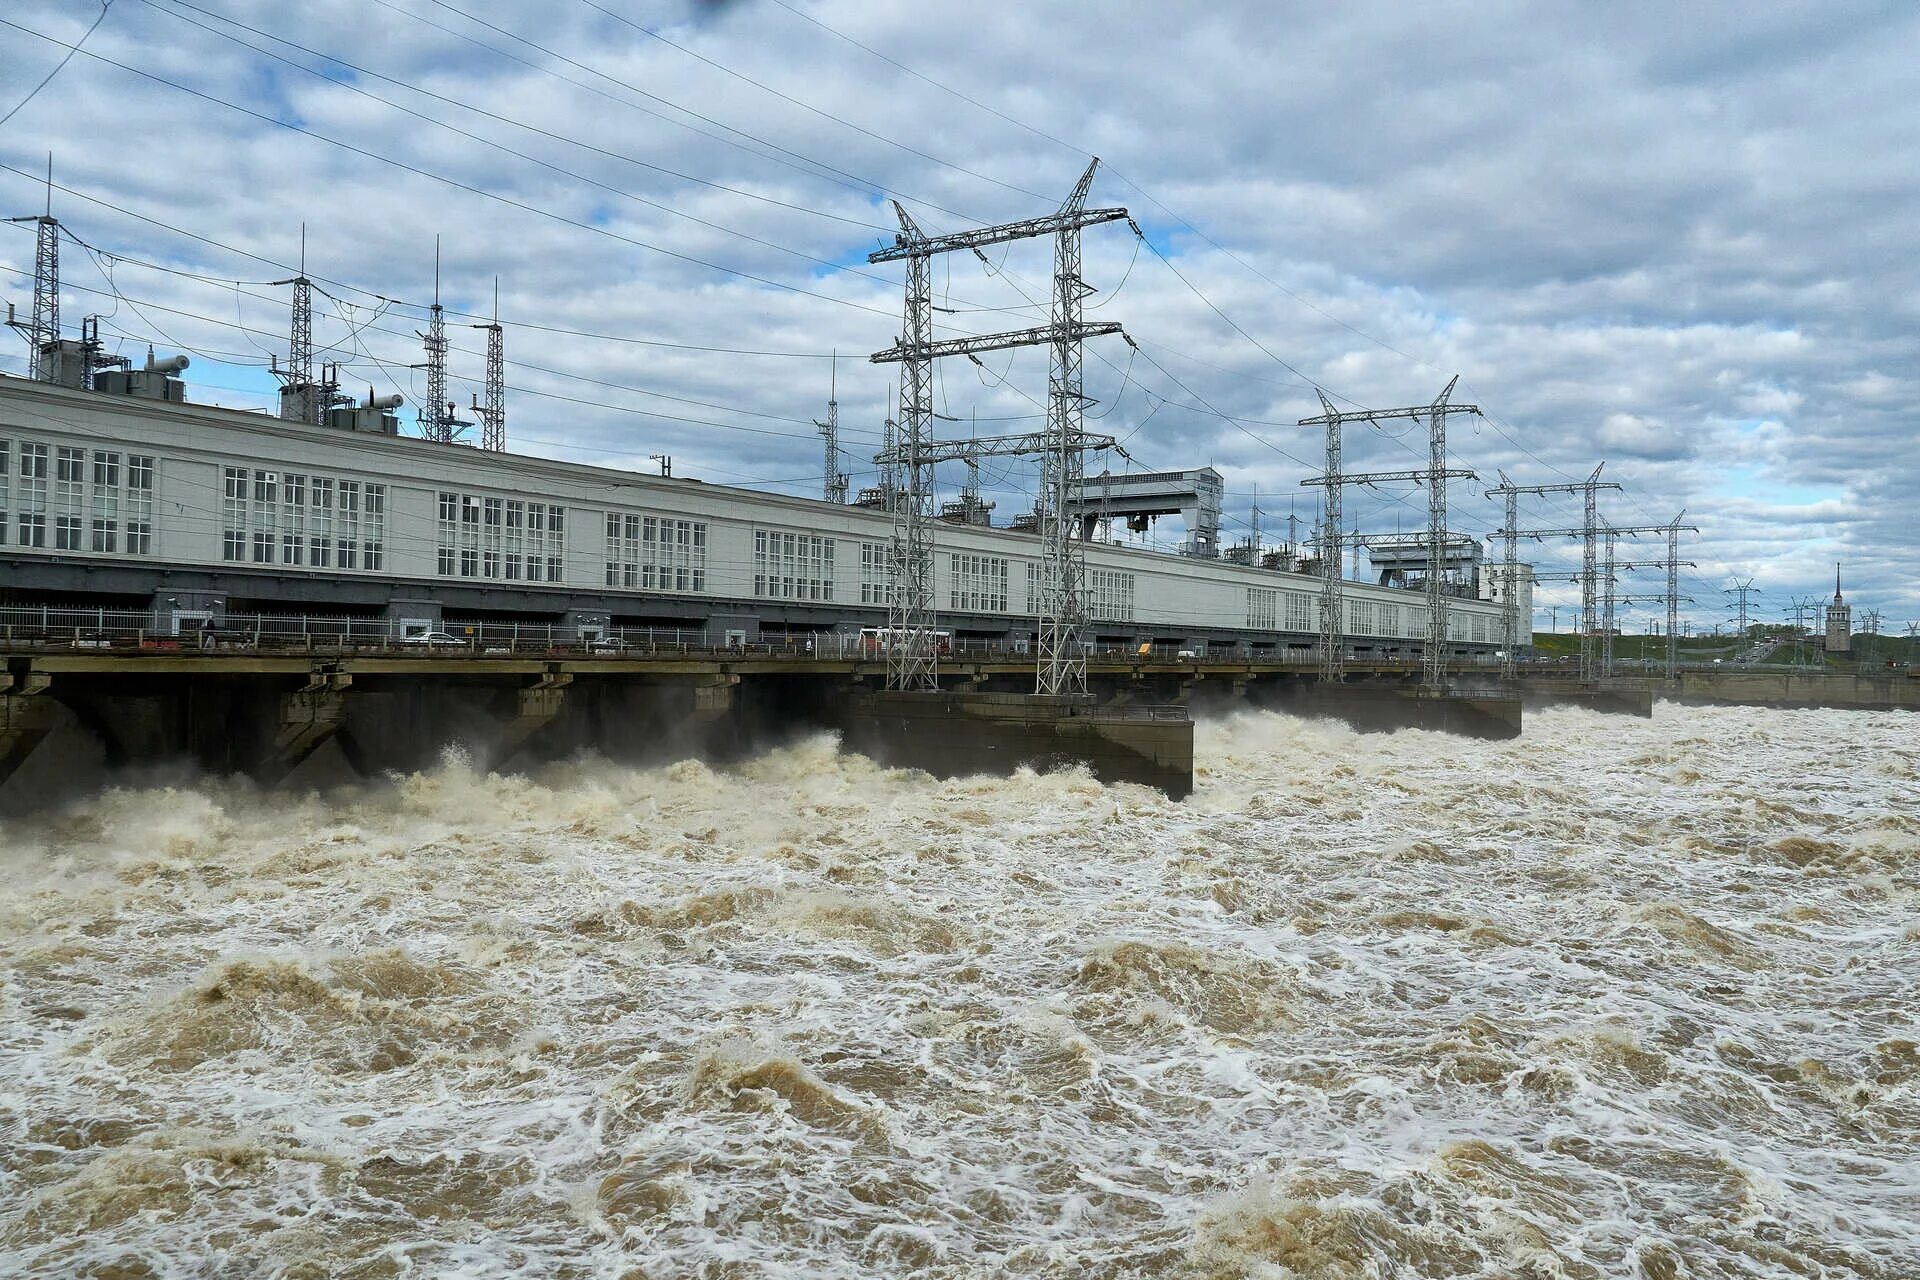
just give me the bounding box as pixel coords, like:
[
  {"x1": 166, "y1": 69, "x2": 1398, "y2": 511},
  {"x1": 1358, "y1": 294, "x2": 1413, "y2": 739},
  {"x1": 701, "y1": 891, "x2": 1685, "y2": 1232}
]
[
  {"x1": 1273, "y1": 681, "x2": 1524, "y2": 739},
  {"x1": 0, "y1": 647, "x2": 1561, "y2": 810},
  {"x1": 835, "y1": 690, "x2": 1194, "y2": 799},
  {"x1": 1519, "y1": 683, "x2": 1656, "y2": 717}
]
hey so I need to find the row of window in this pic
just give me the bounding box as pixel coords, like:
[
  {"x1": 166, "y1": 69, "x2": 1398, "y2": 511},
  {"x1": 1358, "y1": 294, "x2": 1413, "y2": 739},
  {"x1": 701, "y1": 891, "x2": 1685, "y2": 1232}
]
[
  {"x1": 753, "y1": 529, "x2": 833, "y2": 601},
  {"x1": 1247, "y1": 586, "x2": 1506, "y2": 640},
  {"x1": 222, "y1": 467, "x2": 386, "y2": 570},
  {"x1": 605, "y1": 512, "x2": 708, "y2": 593},
  {"x1": 0, "y1": 439, "x2": 155, "y2": 554},
  {"x1": 437, "y1": 491, "x2": 566, "y2": 583},
  {"x1": 859, "y1": 541, "x2": 894, "y2": 607},
  {"x1": 949, "y1": 553, "x2": 1009, "y2": 613}
]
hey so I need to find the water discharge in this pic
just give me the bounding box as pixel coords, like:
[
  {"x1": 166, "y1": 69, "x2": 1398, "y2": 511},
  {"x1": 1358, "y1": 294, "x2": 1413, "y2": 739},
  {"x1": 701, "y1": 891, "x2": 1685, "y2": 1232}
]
[{"x1": 1, "y1": 703, "x2": 1914, "y2": 1277}]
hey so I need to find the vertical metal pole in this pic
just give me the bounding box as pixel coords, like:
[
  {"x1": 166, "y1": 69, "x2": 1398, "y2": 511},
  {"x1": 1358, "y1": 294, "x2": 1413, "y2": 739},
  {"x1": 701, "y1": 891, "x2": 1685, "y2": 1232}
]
[
  {"x1": 888, "y1": 216, "x2": 937, "y2": 692},
  {"x1": 1501, "y1": 480, "x2": 1519, "y2": 678},
  {"x1": 1422, "y1": 377, "x2": 1459, "y2": 690},
  {"x1": 1318, "y1": 395, "x2": 1343, "y2": 683},
  {"x1": 1601, "y1": 524, "x2": 1617, "y2": 678},
  {"x1": 819, "y1": 353, "x2": 846, "y2": 504},
  {"x1": 1665, "y1": 519, "x2": 1680, "y2": 681},
  {"x1": 1037, "y1": 174, "x2": 1095, "y2": 698},
  {"x1": 1580, "y1": 476, "x2": 1600, "y2": 683}
]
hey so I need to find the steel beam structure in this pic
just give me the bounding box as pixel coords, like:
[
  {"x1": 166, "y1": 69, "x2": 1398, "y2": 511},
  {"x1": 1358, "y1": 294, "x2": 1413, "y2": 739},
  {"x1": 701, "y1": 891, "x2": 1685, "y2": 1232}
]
[
  {"x1": 4, "y1": 213, "x2": 59, "y2": 381},
  {"x1": 1492, "y1": 466, "x2": 1619, "y2": 682},
  {"x1": 817, "y1": 356, "x2": 847, "y2": 505},
  {"x1": 867, "y1": 160, "x2": 1128, "y2": 695},
  {"x1": 1299, "y1": 380, "x2": 1478, "y2": 686}
]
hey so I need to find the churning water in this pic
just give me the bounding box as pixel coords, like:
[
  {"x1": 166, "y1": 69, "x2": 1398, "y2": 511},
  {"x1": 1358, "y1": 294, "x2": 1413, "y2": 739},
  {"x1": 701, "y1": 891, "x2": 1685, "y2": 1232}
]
[{"x1": 1, "y1": 703, "x2": 1915, "y2": 1278}]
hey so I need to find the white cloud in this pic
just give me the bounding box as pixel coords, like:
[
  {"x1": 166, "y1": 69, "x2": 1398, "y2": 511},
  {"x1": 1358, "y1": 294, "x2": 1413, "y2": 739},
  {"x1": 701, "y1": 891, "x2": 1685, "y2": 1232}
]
[{"x1": 0, "y1": 0, "x2": 1915, "y2": 619}]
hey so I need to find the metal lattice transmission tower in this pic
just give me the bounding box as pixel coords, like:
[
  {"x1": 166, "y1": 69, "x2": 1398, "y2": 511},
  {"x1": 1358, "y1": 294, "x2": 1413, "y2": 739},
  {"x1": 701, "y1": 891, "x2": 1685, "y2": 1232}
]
[
  {"x1": 1647, "y1": 513, "x2": 1699, "y2": 680},
  {"x1": 818, "y1": 353, "x2": 847, "y2": 505},
  {"x1": 1485, "y1": 473, "x2": 1525, "y2": 677},
  {"x1": 1530, "y1": 515, "x2": 1684, "y2": 678},
  {"x1": 1725, "y1": 578, "x2": 1759, "y2": 645},
  {"x1": 1299, "y1": 380, "x2": 1479, "y2": 686},
  {"x1": 1602, "y1": 523, "x2": 1620, "y2": 677},
  {"x1": 1497, "y1": 466, "x2": 1620, "y2": 682},
  {"x1": 868, "y1": 159, "x2": 1128, "y2": 695},
  {"x1": 469, "y1": 280, "x2": 505, "y2": 452}
]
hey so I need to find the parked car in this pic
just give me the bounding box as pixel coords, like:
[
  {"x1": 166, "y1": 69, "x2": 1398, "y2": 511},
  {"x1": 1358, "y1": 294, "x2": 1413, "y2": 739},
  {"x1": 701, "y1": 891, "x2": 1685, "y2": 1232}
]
[{"x1": 399, "y1": 631, "x2": 465, "y2": 647}]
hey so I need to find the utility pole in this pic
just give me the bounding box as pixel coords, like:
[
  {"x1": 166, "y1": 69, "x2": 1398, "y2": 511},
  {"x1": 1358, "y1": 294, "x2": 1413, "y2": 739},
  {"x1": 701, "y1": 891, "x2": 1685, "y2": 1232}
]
[
  {"x1": 869, "y1": 159, "x2": 1128, "y2": 696},
  {"x1": 470, "y1": 278, "x2": 505, "y2": 452},
  {"x1": 1299, "y1": 379, "x2": 1479, "y2": 687},
  {"x1": 817, "y1": 352, "x2": 847, "y2": 505}
]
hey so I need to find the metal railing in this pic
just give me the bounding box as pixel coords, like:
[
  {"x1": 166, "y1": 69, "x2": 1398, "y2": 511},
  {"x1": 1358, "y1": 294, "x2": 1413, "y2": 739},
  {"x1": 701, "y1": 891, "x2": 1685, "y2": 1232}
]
[{"x1": 0, "y1": 604, "x2": 1527, "y2": 667}]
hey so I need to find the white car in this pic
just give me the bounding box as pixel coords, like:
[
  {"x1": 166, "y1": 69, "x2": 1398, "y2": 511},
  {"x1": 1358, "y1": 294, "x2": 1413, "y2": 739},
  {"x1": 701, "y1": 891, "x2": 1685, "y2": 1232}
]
[{"x1": 399, "y1": 631, "x2": 465, "y2": 647}]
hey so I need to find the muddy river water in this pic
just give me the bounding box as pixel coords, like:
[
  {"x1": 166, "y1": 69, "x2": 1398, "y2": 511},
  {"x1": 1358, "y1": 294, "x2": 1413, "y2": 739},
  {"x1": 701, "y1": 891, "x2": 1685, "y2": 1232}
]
[{"x1": 1, "y1": 703, "x2": 1915, "y2": 1277}]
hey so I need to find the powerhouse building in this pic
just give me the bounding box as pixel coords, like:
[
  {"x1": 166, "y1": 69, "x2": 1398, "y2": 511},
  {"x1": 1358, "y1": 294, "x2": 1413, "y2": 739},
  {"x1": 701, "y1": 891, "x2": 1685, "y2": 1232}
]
[{"x1": 0, "y1": 370, "x2": 1528, "y2": 656}]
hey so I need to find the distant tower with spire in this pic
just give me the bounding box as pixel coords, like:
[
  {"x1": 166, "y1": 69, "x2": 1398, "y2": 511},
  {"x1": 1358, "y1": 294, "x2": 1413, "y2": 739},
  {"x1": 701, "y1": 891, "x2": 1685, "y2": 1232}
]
[{"x1": 1824, "y1": 563, "x2": 1852, "y2": 653}]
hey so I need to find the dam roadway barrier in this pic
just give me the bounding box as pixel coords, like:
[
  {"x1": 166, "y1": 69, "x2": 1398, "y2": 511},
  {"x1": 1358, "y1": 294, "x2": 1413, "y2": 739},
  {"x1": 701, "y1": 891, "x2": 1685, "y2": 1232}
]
[{"x1": 0, "y1": 632, "x2": 1553, "y2": 807}]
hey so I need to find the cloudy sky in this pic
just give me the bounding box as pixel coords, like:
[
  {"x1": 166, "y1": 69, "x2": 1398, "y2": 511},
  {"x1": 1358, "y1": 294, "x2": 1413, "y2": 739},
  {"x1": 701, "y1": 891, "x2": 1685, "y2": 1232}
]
[{"x1": 2, "y1": 0, "x2": 1916, "y2": 632}]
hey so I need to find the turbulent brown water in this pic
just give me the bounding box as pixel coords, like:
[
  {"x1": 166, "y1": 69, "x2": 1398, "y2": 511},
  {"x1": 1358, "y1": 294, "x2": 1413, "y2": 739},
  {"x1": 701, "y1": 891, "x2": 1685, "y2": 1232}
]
[{"x1": 1, "y1": 703, "x2": 1916, "y2": 1278}]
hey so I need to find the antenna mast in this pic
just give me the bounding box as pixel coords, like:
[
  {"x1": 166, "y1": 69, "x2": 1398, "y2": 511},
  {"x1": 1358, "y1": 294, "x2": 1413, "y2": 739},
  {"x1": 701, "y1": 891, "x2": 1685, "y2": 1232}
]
[
  {"x1": 470, "y1": 278, "x2": 505, "y2": 452},
  {"x1": 420, "y1": 236, "x2": 450, "y2": 442},
  {"x1": 818, "y1": 352, "x2": 847, "y2": 504},
  {"x1": 5, "y1": 155, "x2": 60, "y2": 380}
]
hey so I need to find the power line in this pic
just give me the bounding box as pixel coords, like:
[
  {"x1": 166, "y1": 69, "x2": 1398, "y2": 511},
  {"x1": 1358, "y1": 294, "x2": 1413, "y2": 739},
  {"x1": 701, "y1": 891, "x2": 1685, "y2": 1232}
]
[
  {"x1": 0, "y1": 1, "x2": 114, "y2": 131},
  {"x1": 143, "y1": 0, "x2": 892, "y2": 234},
  {"x1": 576, "y1": 0, "x2": 1052, "y2": 206},
  {"x1": 0, "y1": 14, "x2": 900, "y2": 317}
]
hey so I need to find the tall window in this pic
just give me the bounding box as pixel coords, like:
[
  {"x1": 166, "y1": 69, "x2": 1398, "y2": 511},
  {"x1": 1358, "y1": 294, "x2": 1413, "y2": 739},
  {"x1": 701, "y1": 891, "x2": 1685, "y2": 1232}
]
[
  {"x1": 308, "y1": 477, "x2": 333, "y2": 568},
  {"x1": 362, "y1": 484, "x2": 386, "y2": 571},
  {"x1": 459, "y1": 494, "x2": 481, "y2": 577},
  {"x1": 17, "y1": 443, "x2": 47, "y2": 548},
  {"x1": 281, "y1": 473, "x2": 306, "y2": 565},
  {"x1": 482, "y1": 497, "x2": 502, "y2": 578},
  {"x1": 223, "y1": 467, "x2": 248, "y2": 561},
  {"x1": 504, "y1": 500, "x2": 525, "y2": 580},
  {"x1": 755, "y1": 529, "x2": 834, "y2": 601},
  {"x1": 125, "y1": 454, "x2": 153, "y2": 555},
  {"x1": 947, "y1": 553, "x2": 1007, "y2": 612},
  {"x1": 89, "y1": 451, "x2": 119, "y2": 553},
  {"x1": 337, "y1": 480, "x2": 361, "y2": 570},
  {"x1": 1247, "y1": 587, "x2": 1278, "y2": 630},
  {"x1": 0, "y1": 439, "x2": 12, "y2": 546},
  {"x1": 1086, "y1": 569, "x2": 1135, "y2": 622},
  {"x1": 251, "y1": 469, "x2": 277, "y2": 563},
  {"x1": 859, "y1": 541, "x2": 893, "y2": 606},
  {"x1": 437, "y1": 492, "x2": 458, "y2": 575},
  {"x1": 606, "y1": 512, "x2": 639, "y2": 587},
  {"x1": 55, "y1": 446, "x2": 84, "y2": 550}
]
